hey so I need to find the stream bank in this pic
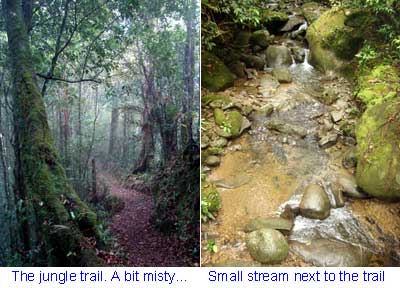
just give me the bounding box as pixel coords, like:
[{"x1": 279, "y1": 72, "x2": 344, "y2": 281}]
[{"x1": 201, "y1": 0, "x2": 400, "y2": 267}]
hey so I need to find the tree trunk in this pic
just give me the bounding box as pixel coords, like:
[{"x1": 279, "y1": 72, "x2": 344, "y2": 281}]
[
  {"x1": 108, "y1": 107, "x2": 119, "y2": 157},
  {"x1": 2, "y1": 0, "x2": 100, "y2": 266},
  {"x1": 182, "y1": 0, "x2": 195, "y2": 146}
]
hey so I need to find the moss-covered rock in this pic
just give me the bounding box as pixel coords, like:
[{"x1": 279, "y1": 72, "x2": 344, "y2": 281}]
[
  {"x1": 201, "y1": 181, "x2": 221, "y2": 222},
  {"x1": 246, "y1": 228, "x2": 289, "y2": 264},
  {"x1": 260, "y1": 9, "x2": 289, "y2": 26},
  {"x1": 250, "y1": 30, "x2": 273, "y2": 48},
  {"x1": 202, "y1": 51, "x2": 235, "y2": 92},
  {"x1": 356, "y1": 100, "x2": 400, "y2": 200},
  {"x1": 356, "y1": 64, "x2": 400, "y2": 108},
  {"x1": 213, "y1": 108, "x2": 225, "y2": 126},
  {"x1": 215, "y1": 110, "x2": 244, "y2": 138},
  {"x1": 306, "y1": 8, "x2": 369, "y2": 75}
]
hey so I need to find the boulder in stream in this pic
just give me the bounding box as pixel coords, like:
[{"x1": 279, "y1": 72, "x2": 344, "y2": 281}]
[
  {"x1": 246, "y1": 228, "x2": 289, "y2": 264},
  {"x1": 300, "y1": 184, "x2": 331, "y2": 220},
  {"x1": 272, "y1": 68, "x2": 293, "y2": 83},
  {"x1": 267, "y1": 119, "x2": 307, "y2": 138},
  {"x1": 306, "y1": 8, "x2": 369, "y2": 75},
  {"x1": 266, "y1": 45, "x2": 292, "y2": 68},
  {"x1": 291, "y1": 239, "x2": 371, "y2": 267},
  {"x1": 281, "y1": 16, "x2": 305, "y2": 32},
  {"x1": 244, "y1": 217, "x2": 293, "y2": 234}
]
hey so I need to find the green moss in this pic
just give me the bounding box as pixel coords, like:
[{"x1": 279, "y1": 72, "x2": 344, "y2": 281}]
[
  {"x1": 356, "y1": 64, "x2": 400, "y2": 107},
  {"x1": 207, "y1": 146, "x2": 224, "y2": 155},
  {"x1": 306, "y1": 8, "x2": 369, "y2": 75},
  {"x1": 250, "y1": 30, "x2": 273, "y2": 48},
  {"x1": 224, "y1": 110, "x2": 243, "y2": 138},
  {"x1": 213, "y1": 108, "x2": 225, "y2": 126},
  {"x1": 260, "y1": 9, "x2": 289, "y2": 25},
  {"x1": 201, "y1": 51, "x2": 235, "y2": 92},
  {"x1": 201, "y1": 181, "x2": 221, "y2": 222},
  {"x1": 356, "y1": 100, "x2": 400, "y2": 200}
]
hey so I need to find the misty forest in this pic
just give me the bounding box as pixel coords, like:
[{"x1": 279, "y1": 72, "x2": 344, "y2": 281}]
[{"x1": 0, "y1": 0, "x2": 199, "y2": 266}]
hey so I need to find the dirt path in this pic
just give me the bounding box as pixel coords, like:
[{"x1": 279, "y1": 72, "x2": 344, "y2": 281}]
[{"x1": 102, "y1": 172, "x2": 187, "y2": 266}]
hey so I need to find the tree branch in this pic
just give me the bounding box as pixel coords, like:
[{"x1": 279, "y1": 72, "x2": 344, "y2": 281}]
[{"x1": 36, "y1": 73, "x2": 101, "y2": 83}]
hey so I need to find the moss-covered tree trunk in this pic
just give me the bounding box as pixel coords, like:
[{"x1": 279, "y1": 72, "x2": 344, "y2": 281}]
[{"x1": 2, "y1": 0, "x2": 100, "y2": 266}]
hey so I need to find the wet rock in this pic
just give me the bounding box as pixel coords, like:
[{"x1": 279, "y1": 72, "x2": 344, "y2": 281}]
[
  {"x1": 205, "y1": 155, "x2": 221, "y2": 167},
  {"x1": 266, "y1": 45, "x2": 292, "y2": 68},
  {"x1": 245, "y1": 68, "x2": 258, "y2": 80},
  {"x1": 342, "y1": 148, "x2": 357, "y2": 169},
  {"x1": 332, "y1": 188, "x2": 345, "y2": 208},
  {"x1": 244, "y1": 217, "x2": 293, "y2": 234},
  {"x1": 331, "y1": 110, "x2": 345, "y2": 123},
  {"x1": 291, "y1": 47, "x2": 306, "y2": 62},
  {"x1": 336, "y1": 171, "x2": 368, "y2": 199},
  {"x1": 260, "y1": 104, "x2": 274, "y2": 116},
  {"x1": 281, "y1": 15, "x2": 305, "y2": 32},
  {"x1": 241, "y1": 54, "x2": 266, "y2": 70},
  {"x1": 318, "y1": 132, "x2": 338, "y2": 149},
  {"x1": 272, "y1": 68, "x2": 293, "y2": 83},
  {"x1": 356, "y1": 99, "x2": 400, "y2": 200},
  {"x1": 250, "y1": 30, "x2": 273, "y2": 48},
  {"x1": 240, "y1": 117, "x2": 252, "y2": 134},
  {"x1": 259, "y1": 74, "x2": 280, "y2": 88},
  {"x1": 267, "y1": 119, "x2": 307, "y2": 138},
  {"x1": 322, "y1": 118, "x2": 334, "y2": 132},
  {"x1": 246, "y1": 228, "x2": 289, "y2": 264},
  {"x1": 241, "y1": 105, "x2": 254, "y2": 116},
  {"x1": 291, "y1": 239, "x2": 371, "y2": 267},
  {"x1": 202, "y1": 51, "x2": 234, "y2": 92},
  {"x1": 210, "y1": 138, "x2": 228, "y2": 148},
  {"x1": 229, "y1": 62, "x2": 246, "y2": 78},
  {"x1": 300, "y1": 184, "x2": 331, "y2": 220}
]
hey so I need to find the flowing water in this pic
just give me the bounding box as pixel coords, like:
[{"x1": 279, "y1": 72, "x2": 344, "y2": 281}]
[{"x1": 202, "y1": 50, "x2": 400, "y2": 267}]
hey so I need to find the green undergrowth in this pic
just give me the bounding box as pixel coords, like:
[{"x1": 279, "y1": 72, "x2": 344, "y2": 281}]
[{"x1": 151, "y1": 143, "x2": 200, "y2": 264}]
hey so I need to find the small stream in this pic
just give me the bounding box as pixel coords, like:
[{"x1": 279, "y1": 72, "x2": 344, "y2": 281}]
[{"x1": 202, "y1": 46, "x2": 400, "y2": 267}]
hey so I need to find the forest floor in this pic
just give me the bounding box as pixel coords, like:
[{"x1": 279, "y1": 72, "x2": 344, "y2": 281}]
[{"x1": 100, "y1": 172, "x2": 190, "y2": 266}]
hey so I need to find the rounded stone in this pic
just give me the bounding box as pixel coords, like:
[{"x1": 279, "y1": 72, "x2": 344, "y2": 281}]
[
  {"x1": 246, "y1": 228, "x2": 289, "y2": 264},
  {"x1": 300, "y1": 184, "x2": 331, "y2": 220}
]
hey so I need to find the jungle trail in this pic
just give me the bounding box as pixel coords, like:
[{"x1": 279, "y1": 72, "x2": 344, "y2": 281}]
[{"x1": 201, "y1": 0, "x2": 400, "y2": 267}]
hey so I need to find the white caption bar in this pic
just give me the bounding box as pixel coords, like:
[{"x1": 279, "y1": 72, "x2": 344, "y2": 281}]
[{"x1": 0, "y1": 267, "x2": 399, "y2": 288}]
